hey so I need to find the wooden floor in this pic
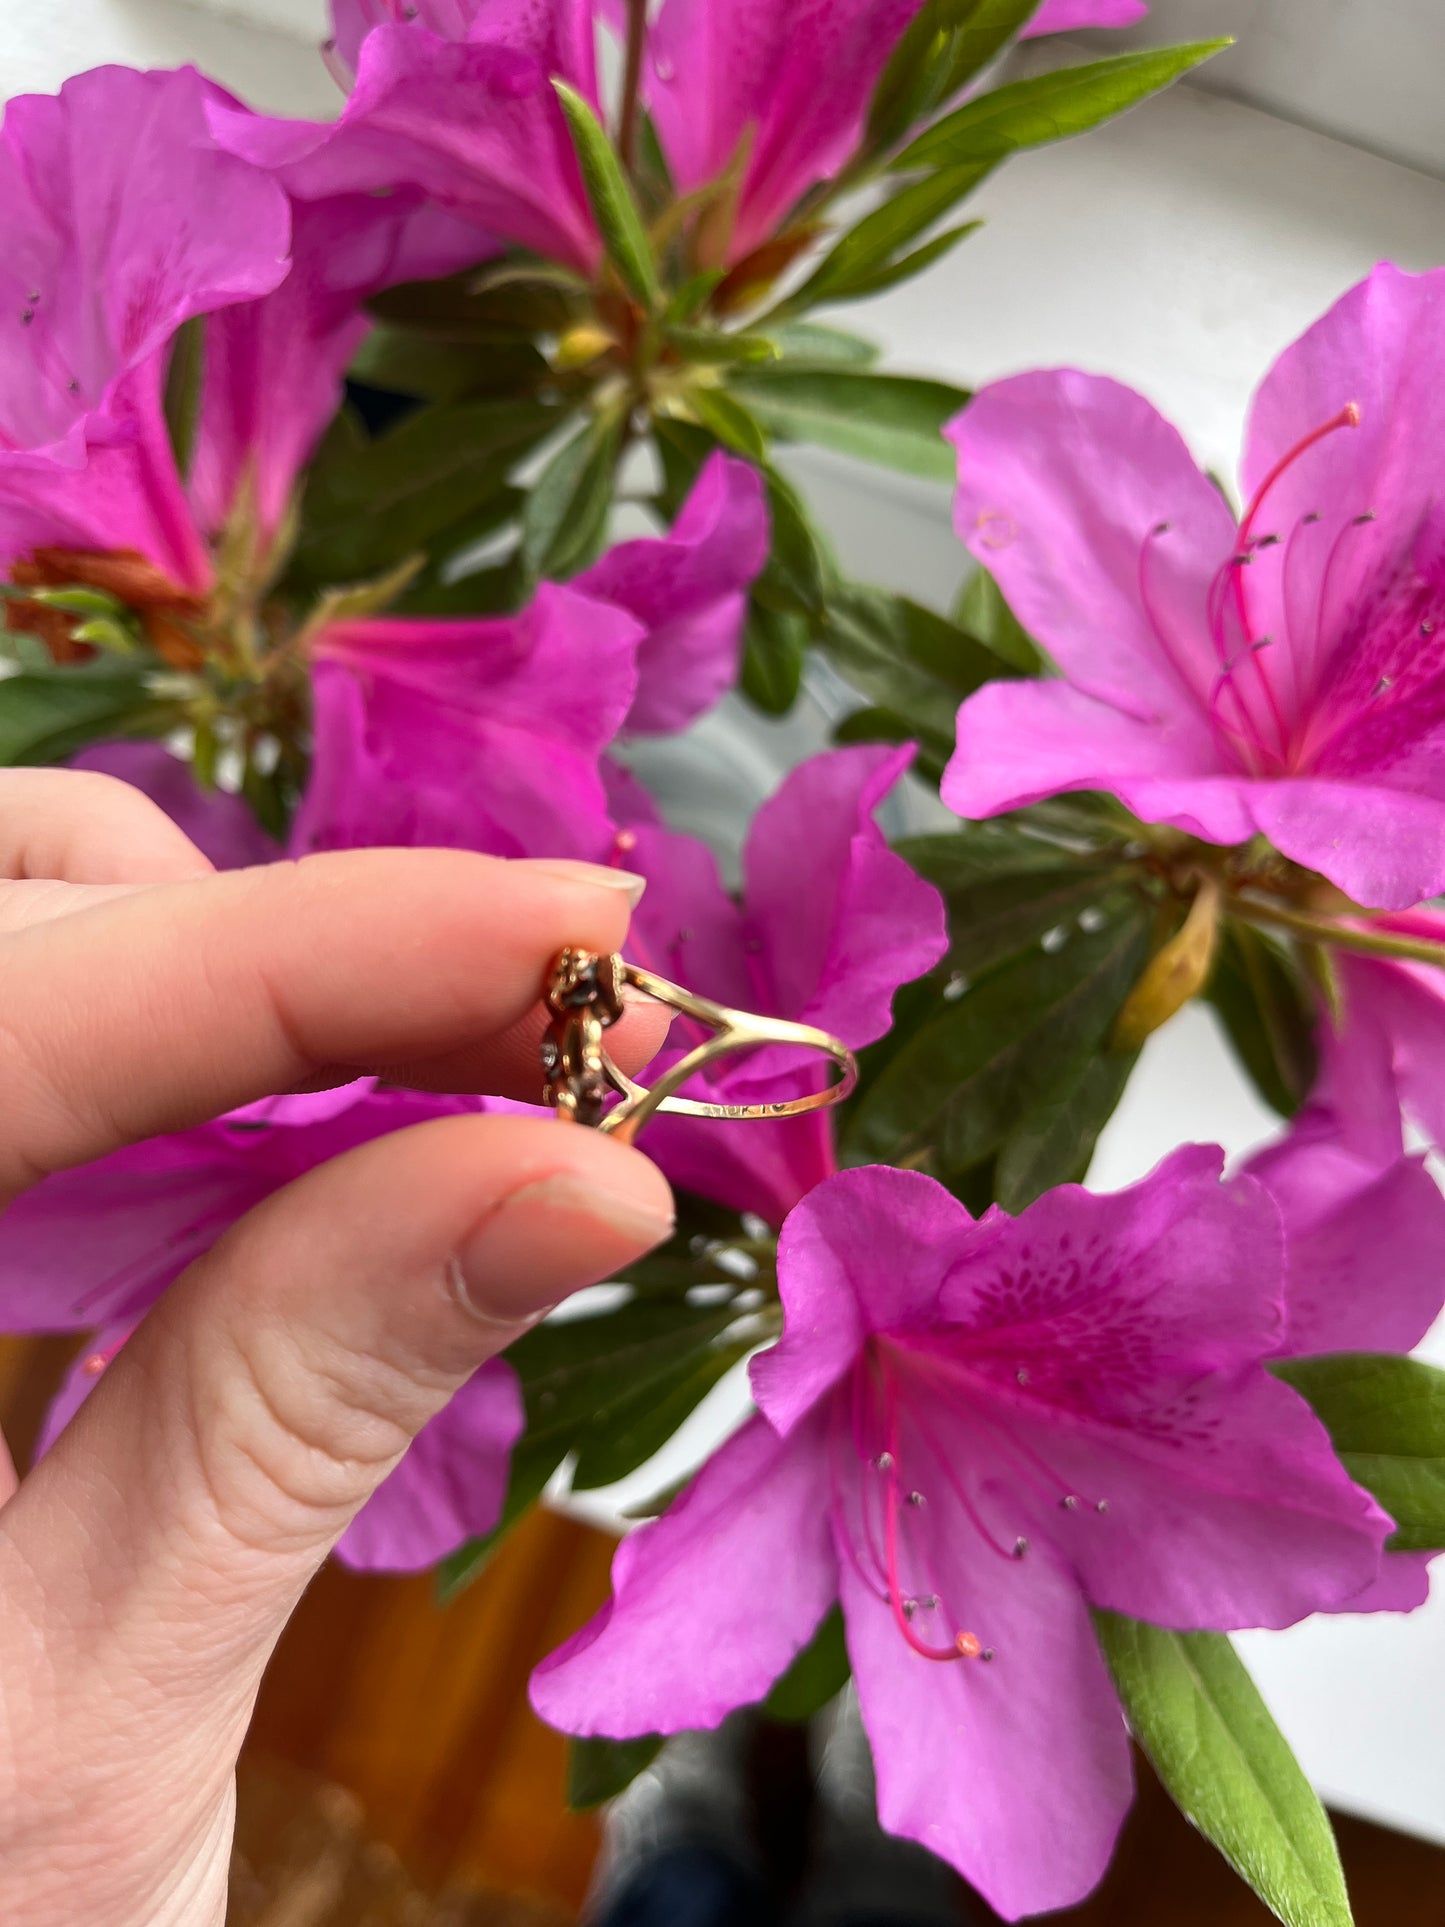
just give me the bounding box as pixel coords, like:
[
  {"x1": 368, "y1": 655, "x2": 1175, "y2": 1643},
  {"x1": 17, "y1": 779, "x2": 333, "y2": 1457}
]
[{"x1": 3, "y1": 1334, "x2": 1444, "y2": 1924}]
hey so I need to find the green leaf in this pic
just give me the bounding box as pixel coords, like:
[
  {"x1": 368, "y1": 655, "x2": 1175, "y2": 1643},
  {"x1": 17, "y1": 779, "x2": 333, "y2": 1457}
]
[
  {"x1": 292, "y1": 397, "x2": 560, "y2": 587},
  {"x1": 729, "y1": 369, "x2": 969, "y2": 480},
  {"x1": 788, "y1": 166, "x2": 991, "y2": 310},
  {"x1": 842, "y1": 889, "x2": 1151, "y2": 1183},
  {"x1": 553, "y1": 79, "x2": 660, "y2": 306},
  {"x1": 350, "y1": 324, "x2": 549, "y2": 403},
  {"x1": 762, "y1": 1608, "x2": 851, "y2": 1722},
  {"x1": 827, "y1": 220, "x2": 983, "y2": 303},
  {"x1": 742, "y1": 601, "x2": 808, "y2": 714},
  {"x1": 520, "y1": 411, "x2": 623, "y2": 581},
  {"x1": 896, "y1": 41, "x2": 1234, "y2": 171},
  {"x1": 1206, "y1": 924, "x2": 1318, "y2": 1120},
  {"x1": 954, "y1": 567, "x2": 1043, "y2": 673},
  {"x1": 833, "y1": 705, "x2": 947, "y2": 784},
  {"x1": 754, "y1": 465, "x2": 827, "y2": 619},
  {"x1": 567, "y1": 1735, "x2": 664, "y2": 1810},
  {"x1": 820, "y1": 582, "x2": 1013, "y2": 755},
  {"x1": 681, "y1": 385, "x2": 770, "y2": 463},
  {"x1": 1272, "y1": 1354, "x2": 1445, "y2": 1553},
  {"x1": 992, "y1": 1047, "x2": 1138, "y2": 1211},
  {"x1": 898, "y1": 830, "x2": 1136, "y2": 980},
  {"x1": 1095, "y1": 1614, "x2": 1353, "y2": 1927},
  {"x1": 0, "y1": 667, "x2": 182, "y2": 766},
  {"x1": 769, "y1": 322, "x2": 881, "y2": 366},
  {"x1": 369, "y1": 268, "x2": 581, "y2": 341},
  {"x1": 866, "y1": 0, "x2": 1043, "y2": 155}
]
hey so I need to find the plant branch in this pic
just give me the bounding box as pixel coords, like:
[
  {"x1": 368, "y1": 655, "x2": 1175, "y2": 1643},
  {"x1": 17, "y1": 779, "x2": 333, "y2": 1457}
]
[{"x1": 1231, "y1": 894, "x2": 1445, "y2": 969}]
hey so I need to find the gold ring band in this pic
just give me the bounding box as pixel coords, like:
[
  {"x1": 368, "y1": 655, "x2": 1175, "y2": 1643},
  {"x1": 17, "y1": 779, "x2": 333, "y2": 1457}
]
[{"x1": 541, "y1": 949, "x2": 857, "y2": 1148}]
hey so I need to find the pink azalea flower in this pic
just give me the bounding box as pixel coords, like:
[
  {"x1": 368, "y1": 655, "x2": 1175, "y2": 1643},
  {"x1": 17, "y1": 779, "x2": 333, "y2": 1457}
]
[
  {"x1": 211, "y1": 4, "x2": 602, "y2": 273},
  {"x1": 292, "y1": 452, "x2": 767, "y2": 857},
  {"x1": 224, "y1": 2, "x2": 1147, "y2": 277},
  {"x1": 943, "y1": 263, "x2": 1445, "y2": 911},
  {"x1": 0, "y1": 65, "x2": 291, "y2": 590},
  {"x1": 0, "y1": 64, "x2": 477, "y2": 597},
  {"x1": 643, "y1": 0, "x2": 1148, "y2": 263},
  {"x1": 0, "y1": 1081, "x2": 525, "y2": 1573},
  {"x1": 617, "y1": 742, "x2": 947, "y2": 1223},
  {"x1": 530, "y1": 1149, "x2": 1392, "y2": 1919}
]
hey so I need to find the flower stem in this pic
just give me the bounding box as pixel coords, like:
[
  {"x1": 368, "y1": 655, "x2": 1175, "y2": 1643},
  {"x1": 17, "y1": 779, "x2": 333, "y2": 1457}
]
[
  {"x1": 1231, "y1": 895, "x2": 1445, "y2": 969},
  {"x1": 618, "y1": 0, "x2": 648, "y2": 174}
]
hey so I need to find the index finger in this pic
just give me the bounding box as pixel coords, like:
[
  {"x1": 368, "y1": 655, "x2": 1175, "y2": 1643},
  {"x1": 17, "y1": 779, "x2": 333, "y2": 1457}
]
[{"x1": 0, "y1": 849, "x2": 643, "y2": 1198}]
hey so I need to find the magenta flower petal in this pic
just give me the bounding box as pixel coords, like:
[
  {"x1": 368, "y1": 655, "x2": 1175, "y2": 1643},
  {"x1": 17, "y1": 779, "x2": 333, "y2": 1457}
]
[
  {"x1": 1246, "y1": 993, "x2": 1445, "y2": 1355},
  {"x1": 0, "y1": 66, "x2": 290, "y2": 585},
  {"x1": 625, "y1": 745, "x2": 946, "y2": 1224},
  {"x1": 838, "y1": 1528, "x2": 1133, "y2": 1922},
  {"x1": 529, "y1": 1410, "x2": 838, "y2": 1736},
  {"x1": 212, "y1": 20, "x2": 600, "y2": 271},
  {"x1": 947, "y1": 371, "x2": 1236, "y2": 725},
  {"x1": 335, "y1": 1358, "x2": 525, "y2": 1571},
  {"x1": 578, "y1": 453, "x2": 770, "y2": 735},
  {"x1": 189, "y1": 194, "x2": 479, "y2": 544},
  {"x1": 943, "y1": 677, "x2": 1256, "y2": 845},
  {"x1": 1022, "y1": 0, "x2": 1148, "y2": 34},
  {"x1": 742, "y1": 742, "x2": 947, "y2": 1048},
  {"x1": 752, "y1": 1165, "x2": 969, "y2": 1437},
  {"x1": 70, "y1": 742, "x2": 279, "y2": 871},
  {"x1": 296, "y1": 586, "x2": 643, "y2": 860},
  {"x1": 646, "y1": 0, "x2": 921, "y2": 263}
]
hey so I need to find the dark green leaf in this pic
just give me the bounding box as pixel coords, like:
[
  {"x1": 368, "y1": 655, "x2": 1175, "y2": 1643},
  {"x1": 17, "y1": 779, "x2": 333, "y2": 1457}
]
[
  {"x1": 369, "y1": 269, "x2": 580, "y2": 340},
  {"x1": 819, "y1": 583, "x2": 1016, "y2": 757},
  {"x1": 572, "y1": 1339, "x2": 751, "y2": 1490},
  {"x1": 1206, "y1": 924, "x2": 1317, "y2": 1120},
  {"x1": 292, "y1": 397, "x2": 560, "y2": 586},
  {"x1": 1273, "y1": 1354, "x2": 1445, "y2": 1553},
  {"x1": 896, "y1": 42, "x2": 1233, "y2": 171},
  {"x1": 567, "y1": 1735, "x2": 664, "y2": 1810},
  {"x1": 520, "y1": 411, "x2": 623, "y2": 581},
  {"x1": 396, "y1": 551, "x2": 527, "y2": 619},
  {"x1": 665, "y1": 325, "x2": 778, "y2": 366},
  {"x1": 553, "y1": 79, "x2": 660, "y2": 306},
  {"x1": 954, "y1": 567, "x2": 1043, "y2": 673},
  {"x1": 762, "y1": 1609, "x2": 851, "y2": 1722},
  {"x1": 755, "y1": 466, "x2": 827, "y2": 619},
  {"x1": 163, "y1": 317, "x2": 205, "y2": 481},
  {"x1": 350, "y1": 324, "x2": 549, "y2": 402},
  {"x1": 992, "y1": 1048, "x2": 1138, "y2": 1211},
  {"x1": 833, "y1": 705, "x2": 947, "y2": 785},
  {"x1": 742, "y1": 601, "x2": 808, "y2": 713},
  {"x1": 866, "y1": 0, "x2": 1043, "y2": 155},
  {"x1": 1096, "y1": 1614, "x2": 1353, "y2": 1927},
  {"x1": 730, "y1": 369, "x2": 969, "y2": 480},
  {"x1": 788, "y1": 166, "x2": 991, "y2": 309},
  {"x1": 898, "y1": 830, "x2": 1137, "y2": 979},
  {"x1": 0, "y1": 667, "x2": 181, "y2": 766},
  {"x1": 842, "y1": 889, "x2": 1151, "y2": 1182}
]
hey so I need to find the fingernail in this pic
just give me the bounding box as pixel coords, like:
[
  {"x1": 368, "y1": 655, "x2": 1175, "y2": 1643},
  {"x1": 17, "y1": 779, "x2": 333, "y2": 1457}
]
[
  {"x1": 528, "y1": 858, "x2": 647, "y2": 910},
  {"x1": 453, "y1": 1170, "x2": 674, "y2": 1326}
]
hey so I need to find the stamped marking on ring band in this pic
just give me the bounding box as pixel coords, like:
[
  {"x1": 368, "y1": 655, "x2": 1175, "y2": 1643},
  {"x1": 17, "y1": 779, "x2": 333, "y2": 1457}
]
[{"x1": 540, "y1": 947, "x2": 858, "y2": 1147}]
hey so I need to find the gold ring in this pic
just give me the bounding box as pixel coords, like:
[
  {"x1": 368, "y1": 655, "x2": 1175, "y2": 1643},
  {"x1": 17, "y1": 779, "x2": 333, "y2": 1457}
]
[{"x1": 541, "y1": 948, "x2": 857, "y2": 1148}]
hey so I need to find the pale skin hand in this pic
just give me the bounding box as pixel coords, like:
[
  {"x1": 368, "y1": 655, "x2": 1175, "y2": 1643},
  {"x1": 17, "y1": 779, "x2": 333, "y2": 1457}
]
[{"x1": 0, "y1": 770, "x2": 677, "y2": 1927}]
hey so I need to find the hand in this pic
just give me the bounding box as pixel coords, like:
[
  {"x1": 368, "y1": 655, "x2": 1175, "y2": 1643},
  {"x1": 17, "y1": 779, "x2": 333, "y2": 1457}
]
[{"x1": 0, "y1": 769, "x2": 675, "y2": 1927}]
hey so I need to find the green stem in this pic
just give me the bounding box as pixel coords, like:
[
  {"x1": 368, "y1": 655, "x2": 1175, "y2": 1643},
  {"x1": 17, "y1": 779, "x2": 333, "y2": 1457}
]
[
  {"x1": 1231, "y1": 895, "x2": 1445, "y2": 969},
  {"x1": 617, "y1": 0, "x2": 648, "y2": 174}
]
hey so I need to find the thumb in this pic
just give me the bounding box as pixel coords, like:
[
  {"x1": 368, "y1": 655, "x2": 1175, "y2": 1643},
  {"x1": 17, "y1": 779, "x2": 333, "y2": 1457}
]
[{"x1": 0, "y1": 1113, "x2": 673, "y2": 1921}]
